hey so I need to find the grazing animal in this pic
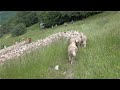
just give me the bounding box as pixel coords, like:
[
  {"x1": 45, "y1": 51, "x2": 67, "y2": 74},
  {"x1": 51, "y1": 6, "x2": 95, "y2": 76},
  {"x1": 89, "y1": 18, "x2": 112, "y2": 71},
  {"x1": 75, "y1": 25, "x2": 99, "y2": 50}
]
[
  {"x1": 79, "y1": 33, "x2": 87, "y2": 47},
  {"x1": 64, "y1": 22, "x2": 67, "y2": 26},
  {"x1": 71, "y1": 20, "x2": 74, "y2": 24},
  {"x1": 69, "y1": 35, "x2": 82, "y2": 48},
  {"x1": 68, "y1": 41, "x2": 78, "y2": 64},
  {"x1": 28, "y1": 37, "x2": 32, "y2": 43}
]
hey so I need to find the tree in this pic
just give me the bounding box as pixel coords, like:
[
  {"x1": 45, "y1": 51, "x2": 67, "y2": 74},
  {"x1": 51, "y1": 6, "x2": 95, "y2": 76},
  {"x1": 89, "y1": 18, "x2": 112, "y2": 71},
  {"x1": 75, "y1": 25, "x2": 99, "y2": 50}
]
[
  {"x1": 13, "y1": 11, "x2": 38, "y2": 27},
  {"x1": 10, "y1": 23, "x2": 27, "y2": 36},
  {"x1": 37, "y1": 11, "x2": 62, "y2": 28},
  {"x1": 36, "y1": 11, "x2": 102, "y2": 28},
  {"x1": 0, "y1": 27, "x2": 4, "y2": 38}
]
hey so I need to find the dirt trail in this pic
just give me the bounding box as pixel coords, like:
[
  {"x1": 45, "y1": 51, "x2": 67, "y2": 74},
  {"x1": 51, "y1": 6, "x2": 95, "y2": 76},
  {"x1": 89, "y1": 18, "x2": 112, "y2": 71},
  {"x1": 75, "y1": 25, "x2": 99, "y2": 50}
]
[{"x1": 65, "y1": 66, "x2": 74, "y2": 79}]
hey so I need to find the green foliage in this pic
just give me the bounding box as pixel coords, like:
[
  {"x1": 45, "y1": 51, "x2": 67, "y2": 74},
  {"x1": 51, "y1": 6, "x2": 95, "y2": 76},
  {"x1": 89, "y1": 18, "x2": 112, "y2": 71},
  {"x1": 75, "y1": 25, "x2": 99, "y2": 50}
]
[
  {"x1": 0, "y1": 27, "x2": 4, "y2": 38},
  {"x1": 37, "y1": 11, "x2": 62, "y2": 28},
  {"x1": 0, "y1": 23, "x2": 14, "y2": 38},
  {"x1": 37, "y1": 11, "x2": 101, "y2": 28},
  {"x1": 24, "y1": 12, "x2": 38, "y2": 27},
  {"x1": 60, "y1": 11, "x2": 101, "y2": 20},
  {"x1": 0, "y1": 11, "x2": 101, "y2": 37},
  {"x1": 11, "y1": 23, "x2": 27, "y2": 36},
  {"x1": 14, "y1": 11, "x2": 38, "y2": 27},
  {"x1": 0, "y1": 12, "x2": 17, "y2": 37},
  {"x1": 1, "y1": 23, "x2": 13, "y2": 34},
  {"x1": 0, "y1": 33, "x2": 3, "y2": 38}
]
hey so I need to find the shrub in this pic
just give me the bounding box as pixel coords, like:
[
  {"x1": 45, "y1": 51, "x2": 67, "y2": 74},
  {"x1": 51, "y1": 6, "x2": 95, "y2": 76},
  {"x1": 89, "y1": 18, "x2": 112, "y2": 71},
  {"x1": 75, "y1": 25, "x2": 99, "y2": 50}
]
[
  {"x1": 37, "y1": 11, "x2": 62, "y2": 28},
  {"x1": 0, "y1": 27, "x2": 4, "y2": 38},
  {"x1": 37, "y1": 11, "x2": 102, "y2": 28},
  {"x1": 11, "y1": 23, "x2": 27, "y2": 36}
]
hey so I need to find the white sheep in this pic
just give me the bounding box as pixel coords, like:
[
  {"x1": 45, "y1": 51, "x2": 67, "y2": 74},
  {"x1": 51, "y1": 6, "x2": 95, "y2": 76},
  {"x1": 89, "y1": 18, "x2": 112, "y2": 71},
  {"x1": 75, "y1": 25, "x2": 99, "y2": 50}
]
[
  {"x1": 0, "y1": 30, "x2": 86, "y2": 64},
  {"x1": 79, "y1": 32, "x2": 87, "y2": 47},
  {"x1": 71, "y1": 20, "x2": 74, "y2": 24},
  {"x1": 69, "y1": 34, "x2": 82, "y2": 48},
  {"x1": 64, "y1": 22, "x2": 67, "y2": 26},
  {"x1": 68, "y1": 41, "x2": 78, "y2": 64}
]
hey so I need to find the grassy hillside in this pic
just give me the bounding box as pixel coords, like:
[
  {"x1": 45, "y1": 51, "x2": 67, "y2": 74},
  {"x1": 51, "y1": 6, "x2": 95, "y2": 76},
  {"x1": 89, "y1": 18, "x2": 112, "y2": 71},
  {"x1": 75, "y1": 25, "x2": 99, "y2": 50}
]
[{"x1": 0, "y1": 12, "x2": 120, "y2": 79}]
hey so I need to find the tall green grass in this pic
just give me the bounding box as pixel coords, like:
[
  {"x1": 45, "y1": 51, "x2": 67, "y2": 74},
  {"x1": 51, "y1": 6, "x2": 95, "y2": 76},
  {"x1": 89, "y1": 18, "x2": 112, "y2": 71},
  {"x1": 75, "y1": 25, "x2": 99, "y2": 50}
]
[
  {"x1": 74, "y1": 27, "x2": 120, "y2": 79},
  {"x1": 0, "y1": 39, "x2": 70, "y2": 79}
]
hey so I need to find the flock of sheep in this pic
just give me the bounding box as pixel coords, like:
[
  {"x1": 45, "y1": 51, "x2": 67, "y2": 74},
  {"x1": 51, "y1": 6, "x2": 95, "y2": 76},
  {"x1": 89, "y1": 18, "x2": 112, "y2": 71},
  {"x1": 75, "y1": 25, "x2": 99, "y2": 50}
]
[
  {"x1": 0, "y1": 30, "x2": 87, "y2": 65},
  {"x1": 68, "y1": 31, "x2": 87, "y2": 64}
]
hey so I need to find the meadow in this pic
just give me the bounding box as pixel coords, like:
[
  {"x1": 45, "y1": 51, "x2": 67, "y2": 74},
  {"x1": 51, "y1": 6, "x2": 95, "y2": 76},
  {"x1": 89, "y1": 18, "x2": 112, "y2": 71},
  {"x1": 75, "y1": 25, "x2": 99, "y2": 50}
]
[{"x1": 0, "y1": 12, "x2": 120, "y2": 79}]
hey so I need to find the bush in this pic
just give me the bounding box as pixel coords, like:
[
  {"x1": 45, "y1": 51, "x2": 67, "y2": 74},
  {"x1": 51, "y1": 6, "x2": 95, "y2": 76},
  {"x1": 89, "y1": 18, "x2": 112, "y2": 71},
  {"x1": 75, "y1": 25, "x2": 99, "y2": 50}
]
[
  {"x1": 0, "y1": 33, "x2": 3, "y2": 38},
  {"x1": 24, "y1": 12, "x2": 38, "y2": 27},
  {"x1": 0, "y1": 30, "x2": 4, "y2": 38},
  {"x1": 14, "y1": 11, "x2": 38, "y2": 27},
  {"x1": 37, "y1": 11, "x2": 102, "y2": 28},
  {"x1": 37, "y1": 11, "x2": 62, "y2": 28},
  {"x1": 0, "y1": 27, "x2": 4, "y2": 38},
  {"x1": 11, "y1": 23, "x2": 27, "y2": 36}
]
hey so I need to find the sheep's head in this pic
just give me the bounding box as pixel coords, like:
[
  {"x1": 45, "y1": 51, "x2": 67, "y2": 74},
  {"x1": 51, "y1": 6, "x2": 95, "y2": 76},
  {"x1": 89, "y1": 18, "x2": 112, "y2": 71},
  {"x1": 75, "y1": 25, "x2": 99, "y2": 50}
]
[{"x1": 75, "y1": 39, "x2": 79, "y2": 47}]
